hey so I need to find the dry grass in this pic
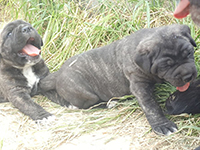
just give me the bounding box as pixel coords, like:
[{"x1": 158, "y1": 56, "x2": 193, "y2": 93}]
[
  {"x1": 1, "y1": 96, "x2": 200, "y2": 150},
  {"x1": 0, "y1": 0, "x2": 200, "y2": 150}
]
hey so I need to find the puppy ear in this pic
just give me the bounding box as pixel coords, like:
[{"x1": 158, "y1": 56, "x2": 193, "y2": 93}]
[
  {"x1": 185, "y1": 32, "x2": 197, "y2": 47},
  {"x1": 134, "y1": 40, "x2": 156, "y2": 74},
  {"x1": 181, "y1": 25, "x2": 197, "y2": 47}
]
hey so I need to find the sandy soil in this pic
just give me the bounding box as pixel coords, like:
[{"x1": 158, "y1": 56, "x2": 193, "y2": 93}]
[{"x1": 0, "y1": 97, "x2": 200, "y2": 150}]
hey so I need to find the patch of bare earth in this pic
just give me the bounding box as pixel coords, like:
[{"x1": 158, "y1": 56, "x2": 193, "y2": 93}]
[{"x1": 0, "y1": 96, "x2": 200, "y2": 150}]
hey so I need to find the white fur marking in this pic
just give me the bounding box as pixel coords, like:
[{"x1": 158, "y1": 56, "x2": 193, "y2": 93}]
[
  {"x1": 22, "y1": 66, "x2": 39, "y2": 88},
  {"x1": 68, "y1": 105, "x2": 78, "y2": 109},
  {"x1": 35, "y1": 115, "x2": 56, "y2": 127},
  {"x1": 166, "y1": 127, "x2": 178, "y2": 136},
  {"x1": 107, "y1": 101, "x2": 118, "y2": 109}
]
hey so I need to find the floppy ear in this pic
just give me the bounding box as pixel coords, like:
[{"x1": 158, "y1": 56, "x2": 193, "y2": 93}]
[
  {"x1": 185, "y1": 32, "x2": 197, "y2": 47},
  {"x1": 134, "y1": 40, "x2": 157, "y2": 74},
  {"x1": 181, "y1": 25, "x2": 197, "y2": 47}
]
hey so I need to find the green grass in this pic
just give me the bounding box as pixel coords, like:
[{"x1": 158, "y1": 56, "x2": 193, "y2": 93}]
[
  {"x1": 2, "y1": 0, "x2": 200, "y2": 70},
  {"x1": 1, "y1": 0, "x2": 200, "y2": 149}
]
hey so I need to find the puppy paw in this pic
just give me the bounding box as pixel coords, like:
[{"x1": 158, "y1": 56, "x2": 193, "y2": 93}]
[
  {"x1": 68, "y1": 104, "x2": 78, "y2": 109},
  {"x1": 151, "y1": 120, "x2": 178, "y2": 136},
  {"x1": 35, "y1": 115, "x2": 56, "y2": 126},
  {"x1": 107, "y1": 100, "x2": 118, "y2": 109}
]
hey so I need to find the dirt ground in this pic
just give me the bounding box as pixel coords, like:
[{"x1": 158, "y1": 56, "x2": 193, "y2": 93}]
[{"x1": 0, "y1": 96, "x2": 200, "y2": 150}]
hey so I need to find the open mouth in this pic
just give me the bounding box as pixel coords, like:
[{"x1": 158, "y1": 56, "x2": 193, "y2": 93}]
[{"x1": 18, "y1": 37, "x2": 41, "y2": 57}]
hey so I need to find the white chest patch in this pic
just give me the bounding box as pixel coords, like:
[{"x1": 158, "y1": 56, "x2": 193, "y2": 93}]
[{"x1": 22, "y1": 66, "x2": 39, "y2": 88}]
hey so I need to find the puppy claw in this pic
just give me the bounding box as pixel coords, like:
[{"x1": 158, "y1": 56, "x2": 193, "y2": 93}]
[
  {"x1": 152, "y1": 121, "x2": 178, "y2": 136},
  {"x1": 107, "y1": 101, "x2": 118, "y2": 109},
  {"x1": 35, "y1": 115, "x2": 56, "y2": 126},
  {"x1": 68, "y1": 105, "x2": 78, "y2": 109},
  {"x1": 45, "y1": 115, "x2": 56, "y2": 122},
  {"x1": 166, "y1": 127, "x2": 178, "y2": 136}
]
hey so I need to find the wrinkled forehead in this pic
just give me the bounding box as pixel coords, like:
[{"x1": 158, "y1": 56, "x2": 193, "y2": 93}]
[
  {"x1": 160, "y1": 37, "x2": 194, "y2": 58},
  {"x1": 1, "y1": 20, "x2": 31, "y2": 35},
  {"x1": 4, "y1": 20, "x2": 30, "y2": 30}
]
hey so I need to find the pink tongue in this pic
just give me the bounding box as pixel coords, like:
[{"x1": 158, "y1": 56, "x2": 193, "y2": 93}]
[
  {"x1": 22, "y1": 44, "x2": 41, "y2": 56},
  {"x1": 174, "y1": 0, "x2": 190, "y2": 19},
  {"x1": 176, "y1": 82, "x2": 190, "y2": 92}
]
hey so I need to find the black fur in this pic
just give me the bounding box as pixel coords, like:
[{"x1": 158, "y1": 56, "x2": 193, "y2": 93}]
[
  {"x1": 40, "y1": 24, "x2": 197, "y2": 135},
  {"x1": 0, "y1": 20, "x2": 53, "y2": 121},
  {"x1": 166, "y1": 79, "x2": 200, "y2": 115}
]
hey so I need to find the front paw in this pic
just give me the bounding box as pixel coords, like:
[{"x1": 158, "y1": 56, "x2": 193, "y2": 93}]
[
  {"x1": 32, "y1": 110, "x2": 53, "y2": 121},
  {"x1": 35, "y1": 115, "x2": 56, "y2": 125},
  {"x1": 151, "y1": 120, "x2": 178, "y2": 136}
]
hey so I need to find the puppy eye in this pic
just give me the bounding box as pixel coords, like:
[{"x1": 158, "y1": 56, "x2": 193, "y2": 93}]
[
  {"x1": 6, "y1": 32, "x2": 12, "y2": 38},
  {"x1": 187, "y1": 51, "x2": 192, "y2": 57},
  {"x1": 182, "y1": 50, "x2": 192, "y2": 58}
]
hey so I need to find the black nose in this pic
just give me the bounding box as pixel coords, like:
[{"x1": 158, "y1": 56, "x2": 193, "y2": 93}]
[
  {"x1": 183, "y1": 74, "x2": 193, "y2": 83},
  {"x1": 21, "y1": 26, "x2": 33, "y2": 33}
]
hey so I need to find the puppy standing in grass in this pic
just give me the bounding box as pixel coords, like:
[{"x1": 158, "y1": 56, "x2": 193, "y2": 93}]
[
  {"x1": 40, "y1": 24, "x2": 197, "y2": 135},
  {"x1": 0, "y1": 20, "x2": 56, "y2": 121}
]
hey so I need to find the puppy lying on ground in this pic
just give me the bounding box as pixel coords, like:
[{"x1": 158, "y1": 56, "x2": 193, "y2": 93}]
[
  {"x1": 40, "y1": 24, "x2": 197, "y2": 135},
  {"x1": 0, "y1": 20, "x2": 56, "y2": 121},
  {"x1": 166, "y1": 79, "x2": 200, "y2": 115}
]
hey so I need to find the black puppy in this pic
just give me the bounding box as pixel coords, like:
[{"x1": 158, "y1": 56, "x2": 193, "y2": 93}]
[
  {"x1": 0, "y1": 20, "x2": 55, "y2": 121},
  {"x1": 166, "y1": 79, "x2": 200, "y2": 115},
  {"x1": 40, "y1": 24, "x2": 197, "y2": 135}
]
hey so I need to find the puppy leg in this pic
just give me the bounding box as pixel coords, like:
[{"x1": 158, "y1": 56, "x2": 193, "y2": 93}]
[
  {"x1": 130, "y1": 79, "x2": 177, "y2": 135},
  {"x1": 0, "y1": 91, "x2": 8, "y2": 103},
  {"x1": 56, "y1": 73, "x2": 101, "y2": 108},
  {"x1": 63, "y1": 91, "x2": 101, "y2": 109},
  {"x1": 39, "y1": 72, "x2": 72, "y2": 106},
  {"x1": 42, "y1": 90, "x2": 71, "y2": 106},
  {"x1": 7, "y1": 89, "x2": 52, "y2": 120},
  {"x1": 0, "y1": 94, "x2": 8, "y2": 103}
]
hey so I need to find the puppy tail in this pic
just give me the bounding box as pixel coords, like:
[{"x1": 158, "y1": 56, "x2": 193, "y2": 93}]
[{"x1": 39, "y1": 72, "x2": 57, "y2": 91}]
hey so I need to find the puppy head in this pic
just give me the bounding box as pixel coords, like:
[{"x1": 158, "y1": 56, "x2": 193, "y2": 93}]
[
  {"x1": 134, "y1": 24, "x2": 197, "y2": 92},
  {"x1": 165, "y1": 79, "x2": 200, "y2": 115},
  {"x1": 0, "y1": 20, "x2": 43, "y2": 68}
]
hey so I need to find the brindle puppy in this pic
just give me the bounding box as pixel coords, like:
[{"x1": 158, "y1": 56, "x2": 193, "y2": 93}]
[
  {"x1": 40, "y1": 24, "x2": 197, "y2": 135},
  {"x1": 0, "y1": 20, "x2": 55, "y2": 121}
]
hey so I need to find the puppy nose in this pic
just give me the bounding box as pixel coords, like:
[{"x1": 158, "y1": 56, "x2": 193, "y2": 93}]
[
  {"x1": 183, "y1": 74, "x2": 193, "y2": 83},
  {"x1": 21, "y1": 26, "x2": 33, "y2": 33}
]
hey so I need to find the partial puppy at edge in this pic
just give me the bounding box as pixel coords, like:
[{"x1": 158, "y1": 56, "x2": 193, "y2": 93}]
[{"x1": 0, "y1": 20, "x2": 63, "y2": 122}]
